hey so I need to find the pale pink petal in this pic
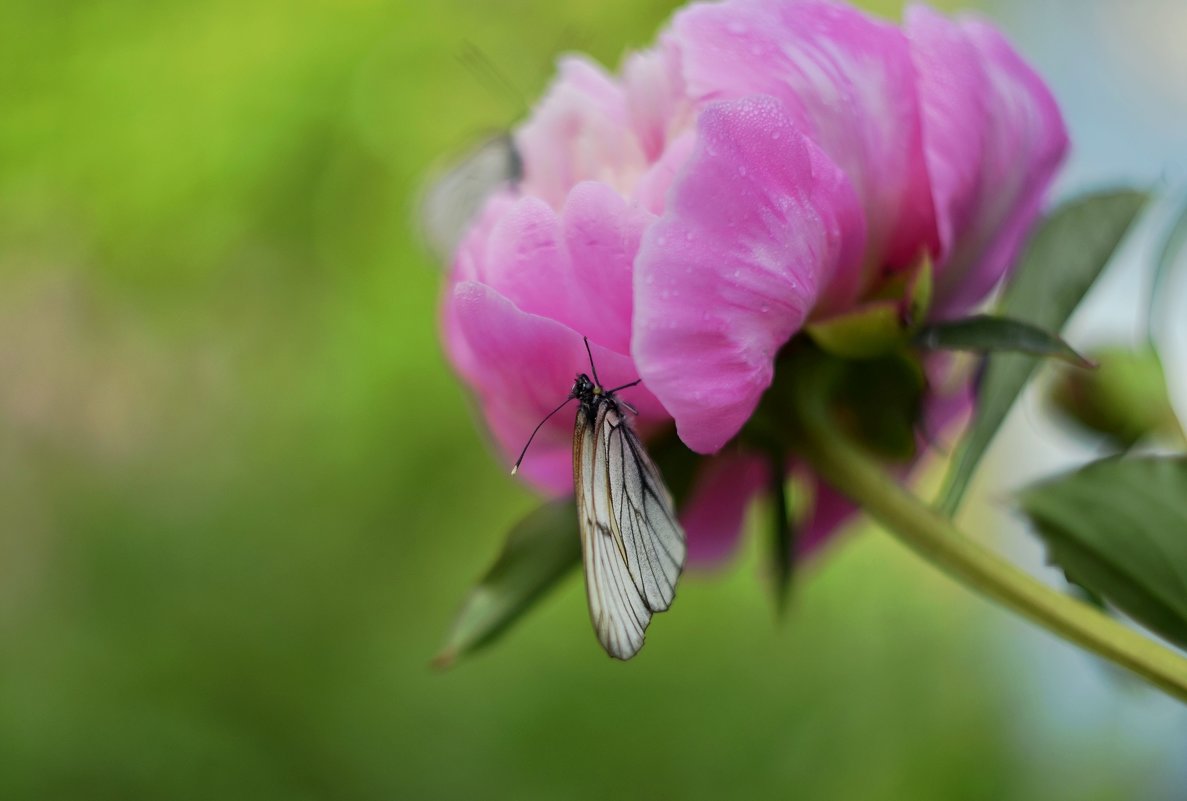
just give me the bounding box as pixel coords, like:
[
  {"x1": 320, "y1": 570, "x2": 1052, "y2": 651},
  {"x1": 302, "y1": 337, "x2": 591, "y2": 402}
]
[
  {"x1": 622, "y1": 43, "x2": 694, "y2": 162},
  {"x1": 465, "y1": 184, "x2": 652, "y2": 357},
  {"x1": 632, "y1": 130, "x2": 696, "y2": 216},
  {"x1": 668, "y1": 0, "x2": 937, "y2": 280},
  {"x1": 447, "y1": 281, "x2": 665, "y2": 495},
  {"x1": 633, "y1": 95, "x2": 865, "y2": 454},
  {"x1": 515, "y1": 56, "x2": 649, "y2": 207},
  {"x1": 907, "y1": 6, "x2": 1068, "y2": 317},
  {"x1": 681, "y1": 451, "x2": 768, "y2": 564}
]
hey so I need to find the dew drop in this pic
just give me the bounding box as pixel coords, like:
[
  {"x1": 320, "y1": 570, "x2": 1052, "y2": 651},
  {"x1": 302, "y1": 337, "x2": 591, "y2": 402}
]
[
  {"x1": 738, "y1": 165, "x2": 748, "y2": 177},
  {"x1": 770, "y1": 130, "x2": 781, "y2": 141}
]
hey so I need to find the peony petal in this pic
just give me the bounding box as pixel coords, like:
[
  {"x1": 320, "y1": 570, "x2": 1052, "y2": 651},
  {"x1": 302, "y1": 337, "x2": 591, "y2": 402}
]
[
  {"x1": 515, "y1": 56, "x2": 649, "y2": 207},
  {"x1": 622, "y1": 43, "x2": 695, "y2": 162},
  {"x1": 632, "y1": 130, "x2": 696, "y2": 216},
  {"x1": 681, "y1": 451, "x2": 768, "y2": 564},
  {"x1": 464, "y1": 184, "x2": 652, "y2": 357},
  {"x1": 633, "y1": 95, "x2": 865, "y2": 454},
  {"x1": 447, "y1": 281, "x2": 665, "y2": 495},
  {"x1": 669, "y1": 0, "x2": 937, "y2": 279},
  {"x1": 799, "y1": 477, "x2": 858, "y2": 556},
  {"x1": 907, "y1": 6, "x2": 1069, "y2": 317}
]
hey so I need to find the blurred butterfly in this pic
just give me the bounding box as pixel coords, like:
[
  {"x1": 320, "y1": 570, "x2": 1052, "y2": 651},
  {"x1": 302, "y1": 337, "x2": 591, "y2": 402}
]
[
  {"x1": 418, "y1": 42, "x2": 526, "y2": 264},
  {"x1": 419, "y1": 131, "x2": 523, "y2": 265},
  {"x1": 514, "y1": 338, "x2": 687, "y2": 659}
]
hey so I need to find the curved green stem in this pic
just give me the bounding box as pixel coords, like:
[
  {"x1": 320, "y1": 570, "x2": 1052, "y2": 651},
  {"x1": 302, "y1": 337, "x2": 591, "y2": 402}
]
[{"x1": 793, "y1": 390, "x2": 1187, "y2": 704}]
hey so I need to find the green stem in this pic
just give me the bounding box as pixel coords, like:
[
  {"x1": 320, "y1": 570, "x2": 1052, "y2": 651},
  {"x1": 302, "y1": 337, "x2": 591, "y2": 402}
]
[{"x1": 793, "y1": 392, "x2": 1187, "y2": 704}]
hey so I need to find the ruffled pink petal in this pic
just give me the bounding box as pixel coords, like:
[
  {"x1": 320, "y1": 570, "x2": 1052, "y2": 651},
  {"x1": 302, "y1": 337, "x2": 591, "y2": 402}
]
[
  {"x1": 633, "y1": 95, "x2": 865, "y2": 454},
  {"x1": 447, "y1": 281, "x2": 665, "y2": 495},
  {"x1": 622, "y1": 44, "x2": 693, "y2": 163},
  {"x1": 515, "y1": 56, "x2": 649, "y2": 207},
  {"x1": 464, "y1": 183, "x2": 652, "y2": 357},
  {"x1": 907, "y1": 6, "x2": 1068, "y2": 317},
  {"x1": 632, "y1": 130, "x2": 696, "y2": 216},
  {"x1": 680, "y1": 451, "x2": 768, "y2": 564},
  {"x1": 668, "y1": 0, "x2": 937, "y2": 279},
  {"x1": 799, "y1": 477, "x2": 858, "y2": 556}
]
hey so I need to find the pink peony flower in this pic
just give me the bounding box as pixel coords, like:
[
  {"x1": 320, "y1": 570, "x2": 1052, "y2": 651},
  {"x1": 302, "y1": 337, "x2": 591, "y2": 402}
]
[{"x1": 441, "y1": 0, "x2": 1067, "y2": 562}]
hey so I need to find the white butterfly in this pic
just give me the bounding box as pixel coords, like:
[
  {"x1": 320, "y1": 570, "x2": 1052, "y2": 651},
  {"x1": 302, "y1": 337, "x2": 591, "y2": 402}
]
[
  {"x1": 418, "y1": 133, "x2": 522, "y2": 265},
  {"x1": 514, "y1": 339, "x2": 686, "y2": 659}
]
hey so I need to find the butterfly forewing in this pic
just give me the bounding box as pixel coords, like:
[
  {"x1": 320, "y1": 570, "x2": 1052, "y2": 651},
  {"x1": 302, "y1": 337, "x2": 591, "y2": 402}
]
[{"x1": 574, "y1": 399, "x2": 686, "y2": 659}]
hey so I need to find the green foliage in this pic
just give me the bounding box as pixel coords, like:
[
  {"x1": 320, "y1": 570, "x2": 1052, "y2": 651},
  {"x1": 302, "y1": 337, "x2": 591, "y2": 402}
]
[
  {"x1": 1021, "y1": 457, "x2": 1187, "y2": 649},
  {"x1": 938, "y1": 190, "x2": 1148, "y2": 515},
  {"x1": 436, "y1": 501, "x2": 580, "y2": 668},
  {"x1": 915, "y1": 314, "x2": 1093, "y2": 367},
  {"x1": 1050, "y1": 345, "x2": 1185, "y2": 449}
]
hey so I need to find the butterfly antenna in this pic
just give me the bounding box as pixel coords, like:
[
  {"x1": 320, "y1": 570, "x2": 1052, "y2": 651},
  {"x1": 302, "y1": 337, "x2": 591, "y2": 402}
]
[
  {"x1": 583, "y1": 337, "x2": 603, "y2": 388},
  {"x1": 606, "y1": 379, "x2": 642, "y2": 394},
  {"x1": 511, "y1": 396, "x2": 575, "y2": 475},
  {"x1": 458, "y1": 40, "x2": 528, "y2": 117}
]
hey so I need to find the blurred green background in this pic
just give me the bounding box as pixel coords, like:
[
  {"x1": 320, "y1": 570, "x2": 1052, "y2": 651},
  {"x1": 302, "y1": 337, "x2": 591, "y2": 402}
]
[{"x1": 0, "y1": 1, "x2": 1179, "y2": 799}]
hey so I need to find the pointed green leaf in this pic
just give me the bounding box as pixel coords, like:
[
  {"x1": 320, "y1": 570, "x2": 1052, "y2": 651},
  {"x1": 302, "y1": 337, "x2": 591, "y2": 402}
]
[
  {"x1": 1148, "y1": 194, "x2": 1187, "y2": 340},
  {"x1": 1020, "y1": 456, "x2": 1187, "y2": 649},
  {"x1": 435, "y1": 501, "x2": 579, "y2": 667},
  {"x1": 914, "y1": 314, "x2": 1094, "y2": 367},
  {"x1": 938, "y1": 190, "x2": 1148, "y2": 515}
]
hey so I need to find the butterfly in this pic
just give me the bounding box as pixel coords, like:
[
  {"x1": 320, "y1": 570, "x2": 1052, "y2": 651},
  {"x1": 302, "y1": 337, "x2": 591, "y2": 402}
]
[
  {"x1": 418, "y1": 132, "x2": 523, "y2": 265},
  {"x1": 513, "y1": 338, "x2": 687, "y2": 659}
]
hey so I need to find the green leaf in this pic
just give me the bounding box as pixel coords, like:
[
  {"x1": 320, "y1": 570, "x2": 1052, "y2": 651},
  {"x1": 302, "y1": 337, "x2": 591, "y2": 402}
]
[
  {"x1": 938, "y1": 190, "x2": 1148, "y2": 515},
  {"x1": 1148, "y1": 193, "x2": 1187, "y2": 341},
  {"x1": 914, "y1": 314, "x2": 1094, "y2": 367},
  {"x1": 1020, "y1": 456, "x2": 1187, "y2": 650},
  {"x1": 435, "y1": 500, "x2": 580, "y2": 668}
]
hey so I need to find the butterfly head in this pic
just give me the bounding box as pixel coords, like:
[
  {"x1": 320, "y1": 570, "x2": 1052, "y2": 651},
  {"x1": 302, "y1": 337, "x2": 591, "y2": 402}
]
[{"x1": 571, "y1": 373, "x2": 598, "y2": 401}]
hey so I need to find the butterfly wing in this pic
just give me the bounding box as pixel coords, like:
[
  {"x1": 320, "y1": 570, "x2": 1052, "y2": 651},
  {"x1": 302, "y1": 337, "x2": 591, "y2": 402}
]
[
  {"x1": 574, "y1": 401, "x2": 686, "y2": 660},
  {"x1": 418, "y1": 133, "x2": 522, "y2": 264}
]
